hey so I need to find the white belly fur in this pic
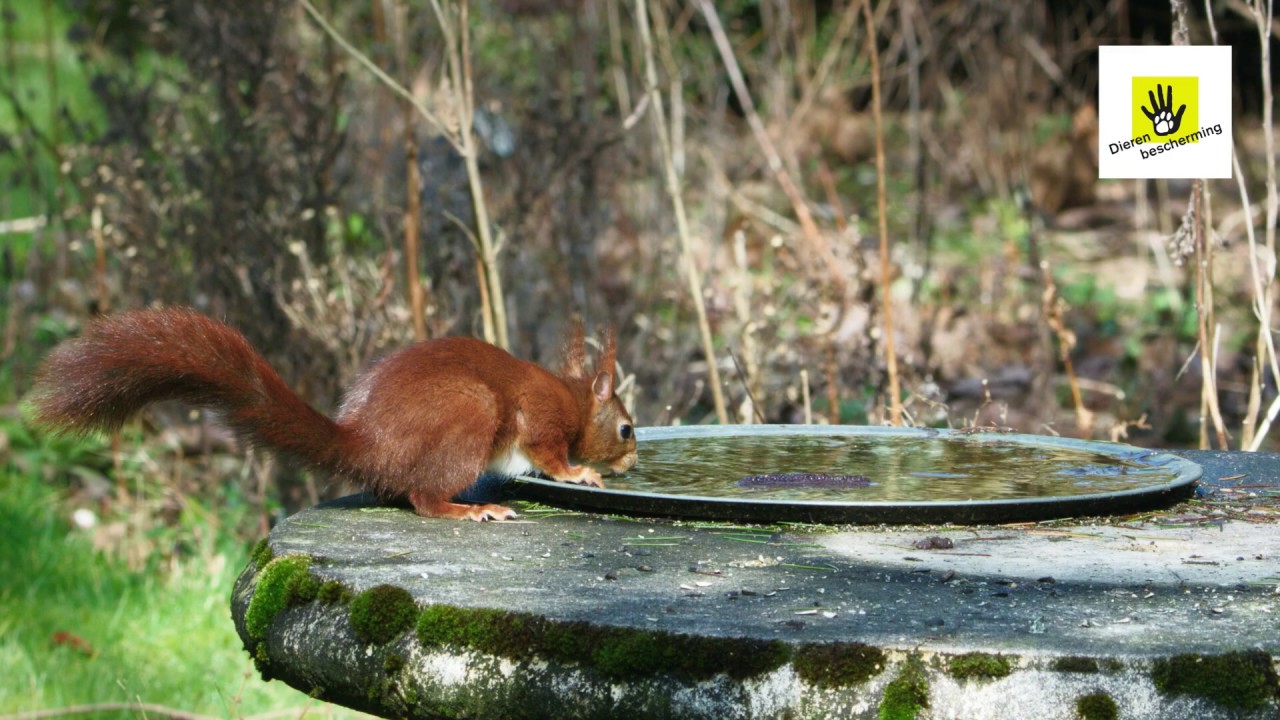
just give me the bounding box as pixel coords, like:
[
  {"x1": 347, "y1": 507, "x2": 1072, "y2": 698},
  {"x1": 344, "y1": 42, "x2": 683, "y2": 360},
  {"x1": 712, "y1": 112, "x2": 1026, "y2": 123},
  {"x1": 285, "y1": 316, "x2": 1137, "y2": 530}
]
[{"x1": 485, "y1": 445, "x2": 535, "y2": 477}]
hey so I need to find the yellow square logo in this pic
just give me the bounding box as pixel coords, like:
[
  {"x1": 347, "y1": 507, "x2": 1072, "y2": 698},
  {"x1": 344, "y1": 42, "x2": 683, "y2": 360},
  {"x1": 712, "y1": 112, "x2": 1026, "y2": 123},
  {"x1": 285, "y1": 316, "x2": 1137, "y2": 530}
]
[
  {"x1": 1131, "y1": 76, "x2": 1199, "y2": 143},
  {"x1": 1099, "y1": 46, "x2": 1230, "y2": 178}
]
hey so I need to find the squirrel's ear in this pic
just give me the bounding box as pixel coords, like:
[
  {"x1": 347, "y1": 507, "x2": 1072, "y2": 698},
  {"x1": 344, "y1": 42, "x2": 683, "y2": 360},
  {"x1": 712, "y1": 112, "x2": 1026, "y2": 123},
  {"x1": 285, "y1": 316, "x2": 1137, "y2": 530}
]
[
  {"x1": 598, "y1": 326, "x2": 617, "y2": 381},
  {"x1": 560, "y1": 319, "x2": 586, "y2": 378},
  {"x1": 591, "y1": 370, "x2": 614, "y2": 402}
]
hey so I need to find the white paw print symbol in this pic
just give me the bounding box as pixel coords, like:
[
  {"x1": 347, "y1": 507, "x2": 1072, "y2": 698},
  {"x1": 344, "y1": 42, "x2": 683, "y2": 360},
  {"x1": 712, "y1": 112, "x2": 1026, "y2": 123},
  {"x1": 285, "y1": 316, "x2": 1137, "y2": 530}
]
[
  {"x1": 1141, "y1": 84, "x2": 1187, "y2": 137},
  {"x1": 1152, "y1": 110, "x2": 1175, "y2": 135}
]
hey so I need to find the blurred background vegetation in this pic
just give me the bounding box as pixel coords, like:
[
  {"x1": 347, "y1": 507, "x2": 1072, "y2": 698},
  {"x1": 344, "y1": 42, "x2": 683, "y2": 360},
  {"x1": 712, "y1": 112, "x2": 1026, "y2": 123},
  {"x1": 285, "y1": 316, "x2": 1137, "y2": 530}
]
[{"x1": 1, "y1": 0, "x2": 1277, "y2": 717}]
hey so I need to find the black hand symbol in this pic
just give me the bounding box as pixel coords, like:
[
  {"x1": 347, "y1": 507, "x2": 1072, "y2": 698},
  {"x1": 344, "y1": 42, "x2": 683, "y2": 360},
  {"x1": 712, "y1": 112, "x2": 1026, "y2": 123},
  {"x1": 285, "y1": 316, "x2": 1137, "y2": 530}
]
[{"x1": 1140, "y1": 84, "x2": 1186, "y2": 137}]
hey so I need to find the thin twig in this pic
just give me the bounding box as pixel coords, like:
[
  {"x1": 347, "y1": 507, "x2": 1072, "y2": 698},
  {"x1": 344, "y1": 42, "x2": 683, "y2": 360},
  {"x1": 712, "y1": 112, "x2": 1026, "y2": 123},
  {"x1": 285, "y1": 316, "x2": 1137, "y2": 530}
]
[
  {"x1": 696, "y1": 0, "x2": 841, "y2": 290},
  {"x1": 1192, "y1": 179, "x2": 1230, "y2": 449},
  {"x1": 1222, "y1": 42, "x2": 1276, "y2": 450},
  {"x1": 1042, "y1": 260, "x2": 1093, "y2": 432},
  {"x1": 1173, "y1": 0, "x2": 1229, "y2": 448},
  {"x1": 1251, "y1": 0, "x2": 1278, "y2": 449},
  {"x1": 1227, "y1": 151, "x2": 1280, "y2": 441},
  {"x1": 788, "y1": 0, "x2": 861, "y2": 133},
  {"x1": 731, "y1": 229, "x2": 763, "y2": 420},
  {"x1": 393, "y1": 0, "x2": 427, "y2": 341},
  {"x1": 800, "y1": 368, "x2": 813, "y2": 425},
  {"x1": 605, "y1": 0, "x2": 632, "y2": 117},
  {"x1": 861, "y1": 0, "x2": 902, "y2": 425},
  {"x1": 635, "y1": 0, "x2": 727, "y2": 424},
  {"x1": 901, "y1": 0, "x2": 928, "y2": 289},
  {"x1": 727, "y1": 347, "x2": 765, "y2": 423},
  {"x1": 429, "y1": 0, "x2": 508, "y2": 349},
  {"x1": 299, "y1": 0, "x2": 459, "y2": 154},
  {"x1": 699, "y1": 147, "x2": 800, "y2": 235}
]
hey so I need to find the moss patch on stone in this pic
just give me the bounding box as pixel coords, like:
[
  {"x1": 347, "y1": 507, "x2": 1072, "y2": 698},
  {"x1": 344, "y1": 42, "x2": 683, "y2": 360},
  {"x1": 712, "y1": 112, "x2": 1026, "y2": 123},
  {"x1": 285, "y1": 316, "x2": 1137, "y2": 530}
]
[
  {"x1": 245, "y1": 554, "x2": 313, "y2": 641},
  {"x1": 291, "y1": 573, "x2": 321, "y2": 604},
  {"x1": 1075, "y1": 691, "x2": 1118, "y2": 720},
  {"x1": 1151, "y1": 650, "x2": 1279, "y2": 710},
  {"x1": 416, "y1": 603, "x2": 790, "y2": 682},
  {"x1": 793, "y1": 642, "x2": 886, "y2": 688},
  {"x1": 593, "y1": 629, "x2": 788, "y2": 681},
  {"x1": 1052, "y1": 656, "x2": 1123, "y2": 674},
  {"x1": 948, "y1": 652, "x2": 1014, "y2": 681},
  {"x1": 879, "y1": 655, "x2": 929, "y2": 720},
  {"x1": 317, "y1": 580, "x2": 352, "y2": 605},
  {"x1": 349, "y1": 584, "x2": 418, "y2": 645},
  {"x1": 1053, "y1": 656, "x2": 1099, "y2": 673},
  {"x1": 250, "y1": 538, "x2": 273, "y2": 567}
]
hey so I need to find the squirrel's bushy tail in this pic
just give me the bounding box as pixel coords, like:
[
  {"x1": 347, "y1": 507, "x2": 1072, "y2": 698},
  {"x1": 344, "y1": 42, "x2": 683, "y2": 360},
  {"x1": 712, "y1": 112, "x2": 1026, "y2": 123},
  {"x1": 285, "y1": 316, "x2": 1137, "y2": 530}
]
[{"x1": 32, "y1": 307, "x2": 357, "y2": 475}]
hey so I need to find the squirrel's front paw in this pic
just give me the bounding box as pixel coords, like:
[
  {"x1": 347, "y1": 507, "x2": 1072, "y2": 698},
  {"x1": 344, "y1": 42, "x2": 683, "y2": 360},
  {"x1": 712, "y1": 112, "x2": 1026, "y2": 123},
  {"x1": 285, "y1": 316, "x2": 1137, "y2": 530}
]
[{"x1": 555, "y1": 466, "x2": 604, "y2": 488}]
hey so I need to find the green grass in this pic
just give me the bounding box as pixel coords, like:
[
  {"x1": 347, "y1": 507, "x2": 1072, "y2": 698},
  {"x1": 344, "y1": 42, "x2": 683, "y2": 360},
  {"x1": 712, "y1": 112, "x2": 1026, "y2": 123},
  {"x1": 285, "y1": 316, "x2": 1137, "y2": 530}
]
[
  {"x1": 0, "y1": 0, "x2": 103, "y2": 271},
  {"x1": 0, "y1": 470, "x2": 361, "y2": 718}
]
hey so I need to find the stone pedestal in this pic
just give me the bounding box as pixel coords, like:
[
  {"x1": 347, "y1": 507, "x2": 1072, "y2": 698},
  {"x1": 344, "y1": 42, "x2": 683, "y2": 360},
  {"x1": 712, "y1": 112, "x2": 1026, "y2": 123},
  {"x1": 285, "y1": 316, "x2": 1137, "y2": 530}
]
[{"x1": 230, "y1": 450, "x2": 1280, "y2": 719}]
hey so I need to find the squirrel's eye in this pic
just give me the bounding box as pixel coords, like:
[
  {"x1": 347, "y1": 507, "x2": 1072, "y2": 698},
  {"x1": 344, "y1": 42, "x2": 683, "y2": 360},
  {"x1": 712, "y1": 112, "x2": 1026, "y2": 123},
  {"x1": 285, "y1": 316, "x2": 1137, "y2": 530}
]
[{"x1": 619, "y1": 423, "x2": 633, "y2": 441}]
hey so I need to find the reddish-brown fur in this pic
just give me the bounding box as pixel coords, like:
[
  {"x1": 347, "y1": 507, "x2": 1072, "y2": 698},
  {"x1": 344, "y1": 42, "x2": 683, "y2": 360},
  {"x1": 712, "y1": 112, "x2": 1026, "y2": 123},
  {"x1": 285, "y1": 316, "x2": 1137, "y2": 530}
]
[{"x1": 31, "y1": 308, "x2": 637, "y2": 521}]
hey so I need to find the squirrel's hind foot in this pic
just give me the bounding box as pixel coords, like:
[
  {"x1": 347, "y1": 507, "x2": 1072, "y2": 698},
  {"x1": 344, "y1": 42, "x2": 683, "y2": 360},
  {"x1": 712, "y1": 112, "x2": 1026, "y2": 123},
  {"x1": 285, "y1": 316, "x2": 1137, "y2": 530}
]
[{"x1": 409, "y1": 491, "x2": 519, "y2": 522}]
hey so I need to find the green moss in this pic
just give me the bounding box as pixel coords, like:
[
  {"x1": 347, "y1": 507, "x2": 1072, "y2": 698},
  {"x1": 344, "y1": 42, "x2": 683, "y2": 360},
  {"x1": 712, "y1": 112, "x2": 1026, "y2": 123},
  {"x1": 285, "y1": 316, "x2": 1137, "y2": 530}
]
[
  {"x1": 349, "y1": 585, "x2": 417, "y2": 645},
  {"x1": 1151, "y1": 650, "x2": 1279, "y2": 709},
  {"x1": 590, "y1": 629, "x2": 672, "y2": 678},
  {"x1": 250, "y1": 538, "x2": 273, "y2": 567},
  {"x1": 318, "y1": 580, "x2": 352, "y2": 605},
  {"x1": 415, "y1": 603, "x2": 790, "y2": 682},
  {"x1": 244, "y1": 555, "x2": 313, "y2": 641},
  {"x1": 252, "y1": 640, "x2": 273, "y2": 682},
  {"x1": 366, "y1": 676, "x2": 395, "y2": 705},
  {"x1": 879, "y1": 655, "x2": 929, "y2": 720},
  {"x1": 793, "y1": 643, "x2": 886, "y2": 688},
  {"x1": 948, "y1": 652, "x2": 1014, "y2": 681},
  {"x1": 1075, "y1": 691, "x2": 1118, "y2": 720},
  {"x1": 1054, "y1": 656, "x2": 1099, "y2": 673},
  {"x1": 418, "y1": 606, "x2": 524, "y2": 658},
  {"x1": 1053, "y1": 656, "x2": 1123, "y2": 674},
  {"x1": 587, "y1": 630, "x2": 786, "y2": 681},
  {"x1": 383, "y1": 653, "x2": 405, "y2": 674},
  {"x1": 291, "y1": 573, "x2": 321, "y2": 604},
  {"x1": 403, "y1": 689, "x2": 419, "y2": 705}
]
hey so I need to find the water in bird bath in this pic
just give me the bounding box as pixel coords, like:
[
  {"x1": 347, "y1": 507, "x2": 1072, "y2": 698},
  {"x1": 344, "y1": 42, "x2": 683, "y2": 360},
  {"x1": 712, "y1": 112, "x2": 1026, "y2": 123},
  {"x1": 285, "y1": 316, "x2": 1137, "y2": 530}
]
[
  {"x1": 509, "y1": 425, "x2": 1200, "y2": 524},
  {"x1": 613, "y1": 434, "x2": 1177, "y2": 502}
]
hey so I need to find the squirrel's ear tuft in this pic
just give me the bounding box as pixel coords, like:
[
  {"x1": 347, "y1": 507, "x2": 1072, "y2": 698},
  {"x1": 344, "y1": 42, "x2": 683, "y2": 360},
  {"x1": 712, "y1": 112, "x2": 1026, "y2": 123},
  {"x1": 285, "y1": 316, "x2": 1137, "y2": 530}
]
[
  {"x1": 559, "y1": 318, "x2": 587, "y2": 378},
  {"x1": 598, "y1": 326, "x2": 617, "y2": 382}
]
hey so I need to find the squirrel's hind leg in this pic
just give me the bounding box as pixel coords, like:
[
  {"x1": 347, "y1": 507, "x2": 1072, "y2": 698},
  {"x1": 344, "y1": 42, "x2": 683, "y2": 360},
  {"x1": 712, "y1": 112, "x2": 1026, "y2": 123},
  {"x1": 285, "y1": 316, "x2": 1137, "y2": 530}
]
[
  {"x1": 400, "y1": 394, "x2": 518, "y2": 521},
  {"x1": 407, "y1": 491, "x2": 517, "y2": 522}
]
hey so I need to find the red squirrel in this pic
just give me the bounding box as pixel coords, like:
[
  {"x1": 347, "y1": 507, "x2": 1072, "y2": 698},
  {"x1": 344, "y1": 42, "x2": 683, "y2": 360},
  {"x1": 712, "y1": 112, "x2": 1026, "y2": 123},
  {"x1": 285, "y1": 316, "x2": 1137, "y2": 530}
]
[{"x1": 30, "y1": 307, "x2": 637, "y2": 521}]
